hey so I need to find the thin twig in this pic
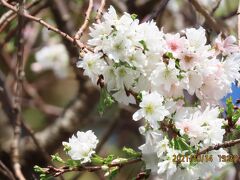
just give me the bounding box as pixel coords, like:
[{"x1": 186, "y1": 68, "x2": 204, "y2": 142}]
[
  {"x1": 197, "y1": 138, "x2": 240, "y2": 155},
  {"x1": 220, "y1": 8, "x2": 237, "y2": 20},
  {"x1": 145, "y1": 0, "x2": 170, "y2": 21},
  {"x1": 95, "y1": 0, "x2": 106, "y2": 23},
  {"x1": 74, "y1": 0, "x2": 93, "y2": 40},
  {"x1": 0, "y1": 0, "x2": 88, "y2": 50},
  {"x1": 0, "y1": 0, "x2": 41, "y2": 32},
  {"x1": 0, "y1": 1, "x2": 47, "y2": 49},
  {"x1": 21, "y1": 122, "x2": 51, "y2": 164},
  {"x1": 23, "y1": 82, "x2": 62, "y2": 116},
  {"x1": 43, "y1": 158, "x2": 142, "y2": 177},
  {"x1": 0, "y1": 160, "x2": 16, "y2": 180},
  {"x1": 211, "y1": 0, "x2": 222, "y2": 15},
  {"x1": 189, "y1": 0, "x2": 222, "y2": 34},
  {"x1": 11, "y1": 0, "x2": 25, "y2": 179}
]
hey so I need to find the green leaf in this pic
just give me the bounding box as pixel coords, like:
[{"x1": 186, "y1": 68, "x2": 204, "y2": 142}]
[
  {"x1": 51, "y1": 153, "x2": 65, "y2": 164},
  {"x1": 109, "y1": 167, "x2": 119, "y2": 180},
  {"x1": 34, "y1": 166, "x2": 51, "y2": 180},
  {"x1": 233, "y1": 109, "x2": 240, "y2": 123},
  {"x1": 137, "y1": 92, "x2": 143, "y2": 102},
  {"x1": 97, "y1": 88, "x2": 115, "y2": 116},
  {"x1": 131, "y1": 14, "x2": 138, "y2": 20},
  {"x1": 226, "y1": 97, "x2": 234, "y2": 118},
  {"x1": 177, "y1": 74, "x2": 184, "y2": 80},
  {"x1": 63, "y1": 143, "x2": 71, "y2": 152},
  {"x1": 165, "y1": 52, "x2": 174, "y2": 59},
  {"x1": 34, "y1": 165, "x2": 45, "y2": 173},
  {"x1": 139, "y1": 40, "x2": 149, "y2": 51},
  {"x1": 122, "y1": 147, "x2": 141, "y2": 158},
  {"x1": 65, "y1": 159, "x2": 81, "y2": 167},
  {"x1": 91, "y1": 154, "x2": 104, "y2": 164},
  {"x1": 173, "y1": 137, "x2": 191, "y2": 151},
  {"x1": 39, "y1": 173, "x2": 51, "y2": 180},
  {"x1": 103, "y1": 155, "x2": 115, "y2": 164}
]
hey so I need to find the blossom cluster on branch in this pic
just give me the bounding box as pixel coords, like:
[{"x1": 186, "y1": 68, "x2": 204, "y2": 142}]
[{"x1": 75, "y1": 6, "x2": 240, "y2": 179}]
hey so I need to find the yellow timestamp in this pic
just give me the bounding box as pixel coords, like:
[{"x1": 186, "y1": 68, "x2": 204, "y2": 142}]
[
  {"x1": 172, "y1": 154, "x2": 213, "y2": 163},
  {"x1": 173, "y1": 154, "x2": 240, "y2": 163}
]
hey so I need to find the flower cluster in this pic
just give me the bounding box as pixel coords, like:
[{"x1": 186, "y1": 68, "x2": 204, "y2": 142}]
[
  {"x1": 32, "y1": 44, "x2": 69, "y2": 78},
  {"x1": 79, "y1": 6, "x2": 240, "y2": 106},
  {"x1": 139, "y1": 104, "x2": 227, "y2": 179},
  {"x1": 78, "y1": 6, "x2": 240, "y2": 179},
  {"x1": 62, "y1": 130, "x2": 99, "y2": 163}
]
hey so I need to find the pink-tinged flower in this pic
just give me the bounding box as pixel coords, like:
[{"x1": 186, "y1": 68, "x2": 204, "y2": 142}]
[
  {"x1": 178, "y1": 50, "x2": 199, "y2": 70},
  {"x1": 165, "y1": 33, "x2": 186, "y2": 56},
  {"x1": 175, "y1": 120, "x2": 202, "y2": 138},
  {"x1": 214, "y1": 34, "x2": 240, "y2": 56}
]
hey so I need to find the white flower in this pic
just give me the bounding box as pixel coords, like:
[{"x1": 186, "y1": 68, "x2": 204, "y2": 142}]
[
  {"x1": 150, "y1": 59, "x2": 179, "y2": 92},
  {"x1": 112, "y1": 88, "x2": 136, "y2": 105},
  {"x1": 139, "y1": 129, "x2": 163, "y2": 173},
  {"x1": 165, "y1": 33, "x2": 186, "y2": 57},
  {"x1": 77, "y1": 52, "x2": 106, "y2": 83},
  {"x1": 185, "y1": 27, "x2": 207, "y2": 50},
  {"x1": 175, "y1": 120, "x2": 203, "y2": 140},
  {"x1": 32, "y1": 44, "x2": 69, "y2": 78},
  {"x1": 133, "y1": 91, "x2": 169, "y2": 129},
  {"x1": 178, "y1": 50, "x2": 199, "y2": 70},
  {"x1": 157, "y1": 148, "x2": 179, "y2": 178},
  {"x1": 115, "y1": 66, "x2": 140, "y2": 90},
  {"x1": 175, "y1": 106, "x2": 225, "y2": 146},
  {"x1": 182, "y1": 70, "x2": 203, "y2": 95},
  {"x1": 62, "y1": 130, "x2": 99, "y2": 163},
  {"x1": 214, "y1": 34, "x2": 240, "y2": 56},
  {"x1": 156, "y1": 137, "x2": 170, "y2": 157}
]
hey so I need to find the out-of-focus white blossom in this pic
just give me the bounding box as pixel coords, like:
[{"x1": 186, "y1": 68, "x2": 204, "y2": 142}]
[
  {"x1": 32, "y1": 44, "x2": 69, "y2": 78},
  {"x1": 62, "y1": 130, "x2": 99, "y2": 163}
]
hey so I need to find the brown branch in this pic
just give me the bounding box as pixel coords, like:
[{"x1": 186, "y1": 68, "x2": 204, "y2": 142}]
[
  {"x1": 0, "y1": 0, "x2": 48, "y2": 50},
  {"x1": 197, "y1": 138, "x2": 240, "y2": 155},
  {"x1": 96, "y1": 116, "x2": 119, "y2": 153},
  {"x1": 42, "y1": 158, "x2": 142, "y2": 177},
  {"x1": 211, "y1": 0, "x2": 222, "y2": 15},
  {"x1": 47, "y1": 0, "x2": 78, "y2": 57},
  {"x1": 220, "y1": 8, "x2": 237, "y2": 20},
  {"x1": 95, "y1": 0, "x2": 106, "y2": 23},
  {"x1": 0, "y1": 0, "x2": 87, "y2": 50},
  {"x1": 0, "y1": 0, "x2": 41, "y2": 32},
  {"x1": 21, "y1": 83, "x2": 99, "y2": 158},
  {"x1": 144, "y1": 0, "x2": 170, "y2": 21},
  {"x1": 74, "y1": 0, "x2": 93, "y2": 40},
  {"x1": 21, "y1": 122, "x2": 51, "y2": 164},
  {"x1": 11, "y1": 0, "x2": 25, "y2": 179},
  {"x1": 0, "y1": 42, "x2": 62, "y2": 117},
  {"x1": 23, "y1": 82, "x2": 62, "y2": 116},
  {"x1": 0, "y1": 160, "x2": 16, "y2": 180},
  {"x1": 189, "y1": 0, "x2": 222, "y2": 34}
]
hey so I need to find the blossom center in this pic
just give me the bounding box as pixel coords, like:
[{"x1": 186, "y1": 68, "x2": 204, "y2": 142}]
[
  {"x1": 183, "y1": 55, "x2": 193, "y2": 63},
  {"x1": 119, "y1": 68, "x2": 126, "y2": 77},
  {"x1": 170, "y1": 42, "x2": 178, "y2": 51},
  {"x1": 145, "y1": 104, "x2": 154, "y2": 114},
  {"x1": 87, "y1": 60, "x2": 95, "y2": 69},
  {"x1": 184, "y1": 127, "x2": 189, "y2": 133}
]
